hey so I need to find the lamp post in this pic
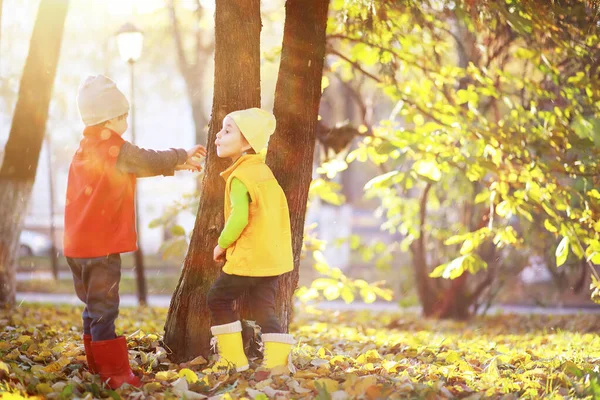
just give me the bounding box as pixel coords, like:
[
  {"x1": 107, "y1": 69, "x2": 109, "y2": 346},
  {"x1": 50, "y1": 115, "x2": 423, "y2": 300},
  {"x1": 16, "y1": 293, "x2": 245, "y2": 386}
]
[{"x1": 116, "y1": 22, "x2": 147, "y2": 306}]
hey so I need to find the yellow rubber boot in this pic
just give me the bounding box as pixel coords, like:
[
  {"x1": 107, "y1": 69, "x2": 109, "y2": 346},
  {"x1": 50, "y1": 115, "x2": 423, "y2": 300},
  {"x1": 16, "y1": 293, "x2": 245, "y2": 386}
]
[
  {"x1": 209, "y1": 321, "x2": 249, "y2": 373},
  {"x1": 262, "y1": 333, "x2": 296, "y2": 372}
]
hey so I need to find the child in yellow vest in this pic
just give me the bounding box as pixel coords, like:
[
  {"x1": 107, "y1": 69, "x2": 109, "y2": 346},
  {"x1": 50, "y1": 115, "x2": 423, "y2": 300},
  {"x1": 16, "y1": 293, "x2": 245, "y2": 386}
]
[{"x1": 207, "y1": 108, "x2": 295, "y2": 373}]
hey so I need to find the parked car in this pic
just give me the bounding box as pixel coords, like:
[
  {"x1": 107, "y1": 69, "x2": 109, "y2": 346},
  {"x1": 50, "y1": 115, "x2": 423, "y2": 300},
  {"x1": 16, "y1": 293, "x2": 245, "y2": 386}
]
[{"x1": 18, "y1": 230, "x2": 52, "y2": 257}]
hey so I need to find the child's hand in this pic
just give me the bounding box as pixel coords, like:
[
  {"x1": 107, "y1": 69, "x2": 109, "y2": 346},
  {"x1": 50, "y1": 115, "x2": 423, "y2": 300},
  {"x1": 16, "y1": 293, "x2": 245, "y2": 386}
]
[
  {"x1": 176, "y1": 145, "x2": 207, "y2": 172},
  {"x1": 175, "y1": 159, "x2": 203, "y2": 172},
  {"x1": 187, "y1": 145, "x2": 207, "y2": 159},
  {"x1": 213, "y1": 245, "x2": 226, "y2": 262}
]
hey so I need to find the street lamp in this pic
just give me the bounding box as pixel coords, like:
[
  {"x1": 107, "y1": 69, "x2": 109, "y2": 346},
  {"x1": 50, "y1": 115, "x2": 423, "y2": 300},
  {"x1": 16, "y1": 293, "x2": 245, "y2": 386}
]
[{"x1": 116, "y1": 22, "x2": 147, "y2": 306}]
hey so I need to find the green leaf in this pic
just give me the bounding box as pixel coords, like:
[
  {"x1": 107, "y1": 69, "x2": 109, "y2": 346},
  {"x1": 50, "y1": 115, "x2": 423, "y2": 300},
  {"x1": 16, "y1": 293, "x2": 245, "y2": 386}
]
[
  {"x1": 341, "y1": 287, "x2": 355, "y2": 304},
  {"x1": 360, "y1": 288, "x2": 377, "y2": 304},
  {"x1": 430, "y1": 254, "x2": 487, "y2": 279},
  {"x1": 364, "y1": 170, "x2": 399, "y2": 191},
  {"x1": 310, "y1": 179, "x2": 346, "y2": 205},
  {"x1": 159, "y1": 237, "x2": 188, "y2": 260},
  {"x1": 323, "y1": 285, "x2": 341, "y2": 301},
  {"x1": 430, "y1": 256, "x2": 467, "y2": 279},
  {"x1": 317, "y1": 159, "x2": 348, "y2": 179},
  {"x1": 495, "y1": 200, "x2": 511, "y2": 217},
  {"x1": 413, "y1": 160, "x2": 442, "y2": 182},
  {"x1": 475, "y1": 190, "x2": 491, "y2": 204},
  {"x1": 544, "y1": 219, "x2": 558, "y2": 233},
  {"x1": 515, "y1": 47, "x2": 536, "y2": 59},
  {"x1": 312, "y1": 278, "x2": 338, "y2": 290},
  {"x1": 148, "y1": 218, "x2": 163, "y2": 229},
  {"x1": 413, "y1": 114, "x2": 425, "y2": 126},
  {"x1": 169, "y1": 225, "x2": 186, "y2": 237},
  {"x1": 556, "y1": 236, "x2": 569, "y2": 267}
]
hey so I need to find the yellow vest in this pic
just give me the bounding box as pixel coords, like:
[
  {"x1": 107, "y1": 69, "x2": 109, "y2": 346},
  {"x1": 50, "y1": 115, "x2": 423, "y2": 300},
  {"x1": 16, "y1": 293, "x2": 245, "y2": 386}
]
[{"x1": 220, "y1": 154, "x2": 293, "y2": 277}]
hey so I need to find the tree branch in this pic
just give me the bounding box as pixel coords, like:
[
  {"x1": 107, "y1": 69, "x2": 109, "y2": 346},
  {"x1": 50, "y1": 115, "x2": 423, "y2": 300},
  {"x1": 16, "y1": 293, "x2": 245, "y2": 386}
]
[
  {"x1": 327, "y1": 33, "x2": 435, "y2": 73},
  {"x1": 167, "y1": 0, "x2": 190, "y2": 78},
  {"x1": 327, "y1": 47, "x2": 382, "y2": 83}
]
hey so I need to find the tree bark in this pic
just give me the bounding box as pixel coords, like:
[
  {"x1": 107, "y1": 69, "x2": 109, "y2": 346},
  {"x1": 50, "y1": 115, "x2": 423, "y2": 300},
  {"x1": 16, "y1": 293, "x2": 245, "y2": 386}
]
[
  {"x1": 163, "y1": 0, "x2": 261, "y2": 362},
  {"x1": 410, "y1": 183, "x2": 439, "y2": 316},
  {"x1": 0, "y1": 0, "x2": 68, "y2": 306},
  {"x1": 266, "y1": 0, "x2": 330, "y2": 331}
]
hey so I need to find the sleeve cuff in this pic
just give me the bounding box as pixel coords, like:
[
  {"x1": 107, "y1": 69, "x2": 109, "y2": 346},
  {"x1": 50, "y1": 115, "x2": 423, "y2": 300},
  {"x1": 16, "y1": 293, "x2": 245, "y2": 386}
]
[
  {"x1": 218, "y1": 235, "x2": 232, "y2": 249},
  {"x1": 173, "y1": 148, "x2": 188, "y2": 165}
]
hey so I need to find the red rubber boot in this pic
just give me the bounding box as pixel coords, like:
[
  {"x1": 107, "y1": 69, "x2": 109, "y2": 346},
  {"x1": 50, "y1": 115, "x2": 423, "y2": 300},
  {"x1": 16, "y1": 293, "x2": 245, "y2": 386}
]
[
  {"x1": 83, "y1": 334, "x2": 97, "y2": 374},
  {"x1": 91, "y1": 336, "x2": 141, "y2": 389}
]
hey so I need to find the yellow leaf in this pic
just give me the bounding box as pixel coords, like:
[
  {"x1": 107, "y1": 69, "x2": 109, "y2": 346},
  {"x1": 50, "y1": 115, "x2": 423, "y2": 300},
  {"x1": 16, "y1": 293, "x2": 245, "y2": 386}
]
[
  {"x1": 485, "y1": 357, "x2": 499, "y2": 379},
  {"x1": 413, "y1": 114, "x2": 425, "y2": 126},
  {"x1": 16, "y1": 335, "x2": 31, "y2": 345},
  {"x1": 36, "y1": 383, "x2": 52, "y2": 394},
  {"x1": 295, "y1": 370, "x2": 320, "y2": 379},
  {"x1": 444, "y1": 351, "x2": 461, "y2": 363},
  {"x1": 314, "y1": 378, "x2": 339, "y2": 393},
  {"x1": 156, "y1": 370, "x2": 178, "y2": 381},
  {"x1": 144, "y1": 381, "x2": 163, "y2": 392},
  {"x1": 37, "y1": 350, "x2": 52, "y2": 359},
  {"x1": 4, "y1": 349, "x2": 19, "y2": 361},
  {"x1": 43, "y1": 356, "x2": 69, "y2": 373},
  {"x1": 188, "y1": 355, "x2": 207, "y2": 366},
  {"x1": 178, "y1": 368, "x2": 198, "y2": 384},
  {"x1": 51, "y1": 344, "x2": 65, "y2": 356},
  {"x1": 0, "y1": 361, "x2": 9, "y2": 374},
  {"x1": 317, "y1": 347, "x2": 328, "y2": 358},
  {"x1": 350, "y1": 375, "x2": 378, "y2": 396},
  {"x1": 356, "y1": 349, "x2": 382, "y2": 364}
]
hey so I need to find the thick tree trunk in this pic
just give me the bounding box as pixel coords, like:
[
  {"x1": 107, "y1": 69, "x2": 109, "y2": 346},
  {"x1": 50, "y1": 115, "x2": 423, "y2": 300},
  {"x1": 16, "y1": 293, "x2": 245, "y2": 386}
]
[
  {"x1": 410, "y1": 183, "x2": 439, "y2": 316},
  {"x1": 266, "y1": 0, "x2": 330, "y2": 330},
  {"x1": 163, "y1": 0, "x2": 261, "y2": 362},
  {"x1": 434, "y1": 274, "x2": 471, "y2": 320},
  {"x1": 0, "y1": 181, "x2": 34, "y2": 305},
  {"x1": 0, "y1": 0, "x2": 68, "y2": 306}
]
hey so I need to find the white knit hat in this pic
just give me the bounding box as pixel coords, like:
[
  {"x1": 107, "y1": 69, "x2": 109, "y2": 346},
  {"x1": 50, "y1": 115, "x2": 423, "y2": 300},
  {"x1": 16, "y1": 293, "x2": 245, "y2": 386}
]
[
  {"x1": 77, "y1": 75, "x2": 130, "y2": 126},
  {"x1": 226, "y1": 108, "x2": 276, "y2": 152}
]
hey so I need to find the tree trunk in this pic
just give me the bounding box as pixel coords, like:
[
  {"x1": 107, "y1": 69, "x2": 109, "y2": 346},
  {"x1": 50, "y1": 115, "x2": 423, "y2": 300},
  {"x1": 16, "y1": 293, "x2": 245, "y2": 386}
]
[
  {"x1": 0, "y1": 0, "x2": 68, "y2": 307},
  {"x1": 163, "y1": 0, "x2": 261, "y2": 362},
  {"x1": 410, "y1": 183, "x2": 439, "y2": 316},
  {"x1": 265, "y1": 0, "x2": 330, "y2": 330}
]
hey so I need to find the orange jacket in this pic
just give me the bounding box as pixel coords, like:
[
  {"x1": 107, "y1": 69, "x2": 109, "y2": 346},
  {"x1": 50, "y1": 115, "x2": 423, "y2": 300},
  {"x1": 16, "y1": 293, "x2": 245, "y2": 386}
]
[{"x1": 63, "y1": 126, "x2": 137, "y2": 258}]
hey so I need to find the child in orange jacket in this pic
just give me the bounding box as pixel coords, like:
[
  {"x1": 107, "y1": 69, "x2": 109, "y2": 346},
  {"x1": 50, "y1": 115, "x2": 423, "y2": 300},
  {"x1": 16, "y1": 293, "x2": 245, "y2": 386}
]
[{"x1": 64, "y1": 75, "x2": 205, "y2": 389}]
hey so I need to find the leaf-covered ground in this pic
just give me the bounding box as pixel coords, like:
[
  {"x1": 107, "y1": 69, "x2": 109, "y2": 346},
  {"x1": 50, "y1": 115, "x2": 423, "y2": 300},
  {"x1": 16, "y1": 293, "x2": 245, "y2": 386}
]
[{"x1": 1, "y1": 305, "x2": 599, "y2": 399}]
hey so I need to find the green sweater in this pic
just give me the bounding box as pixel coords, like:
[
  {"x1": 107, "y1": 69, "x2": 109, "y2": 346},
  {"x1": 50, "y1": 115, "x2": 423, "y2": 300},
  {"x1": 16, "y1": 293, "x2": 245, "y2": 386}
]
[{"x1": 218, "y1": 178, "x2": 250, "y2": 248}]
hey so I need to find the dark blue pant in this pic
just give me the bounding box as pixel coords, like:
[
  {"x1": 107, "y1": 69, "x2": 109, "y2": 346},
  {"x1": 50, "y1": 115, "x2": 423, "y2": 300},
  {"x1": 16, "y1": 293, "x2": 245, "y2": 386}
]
[
  {"x1": 207, "y1": 272, "x2": 282, "y2": 334},
  {"x1": 67, "y1": 254, "x2": 121, "y2": 341}
]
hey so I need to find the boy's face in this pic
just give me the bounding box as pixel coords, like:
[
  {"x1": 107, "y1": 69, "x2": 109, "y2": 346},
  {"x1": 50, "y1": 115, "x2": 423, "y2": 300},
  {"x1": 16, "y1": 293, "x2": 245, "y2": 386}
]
[
  {"x1": 215, "y1": 116, "x2": 251, "y2": 159},
  {"x1": 105, "y1": 113, "x2": 128, "y2": 135}
]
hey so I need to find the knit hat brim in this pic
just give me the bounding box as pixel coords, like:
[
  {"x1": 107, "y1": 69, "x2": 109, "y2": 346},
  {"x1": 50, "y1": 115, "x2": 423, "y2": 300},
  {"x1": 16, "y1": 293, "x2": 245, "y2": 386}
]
[
  {"x1": 77, "y1": 75, "x2": 130, "y2": 126},
  {"x1": 227, "y1": 108, "x2": 276, "y2": 152}
]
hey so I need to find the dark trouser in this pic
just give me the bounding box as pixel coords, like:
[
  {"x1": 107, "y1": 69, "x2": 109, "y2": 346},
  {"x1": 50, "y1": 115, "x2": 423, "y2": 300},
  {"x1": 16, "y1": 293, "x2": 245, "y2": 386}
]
[
  {"x1": 207, "y1": 272, "x2": 282, "y2": 334},
  {"x1": 67, "y1": 254, "x2": 121, "y2": 341}
]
